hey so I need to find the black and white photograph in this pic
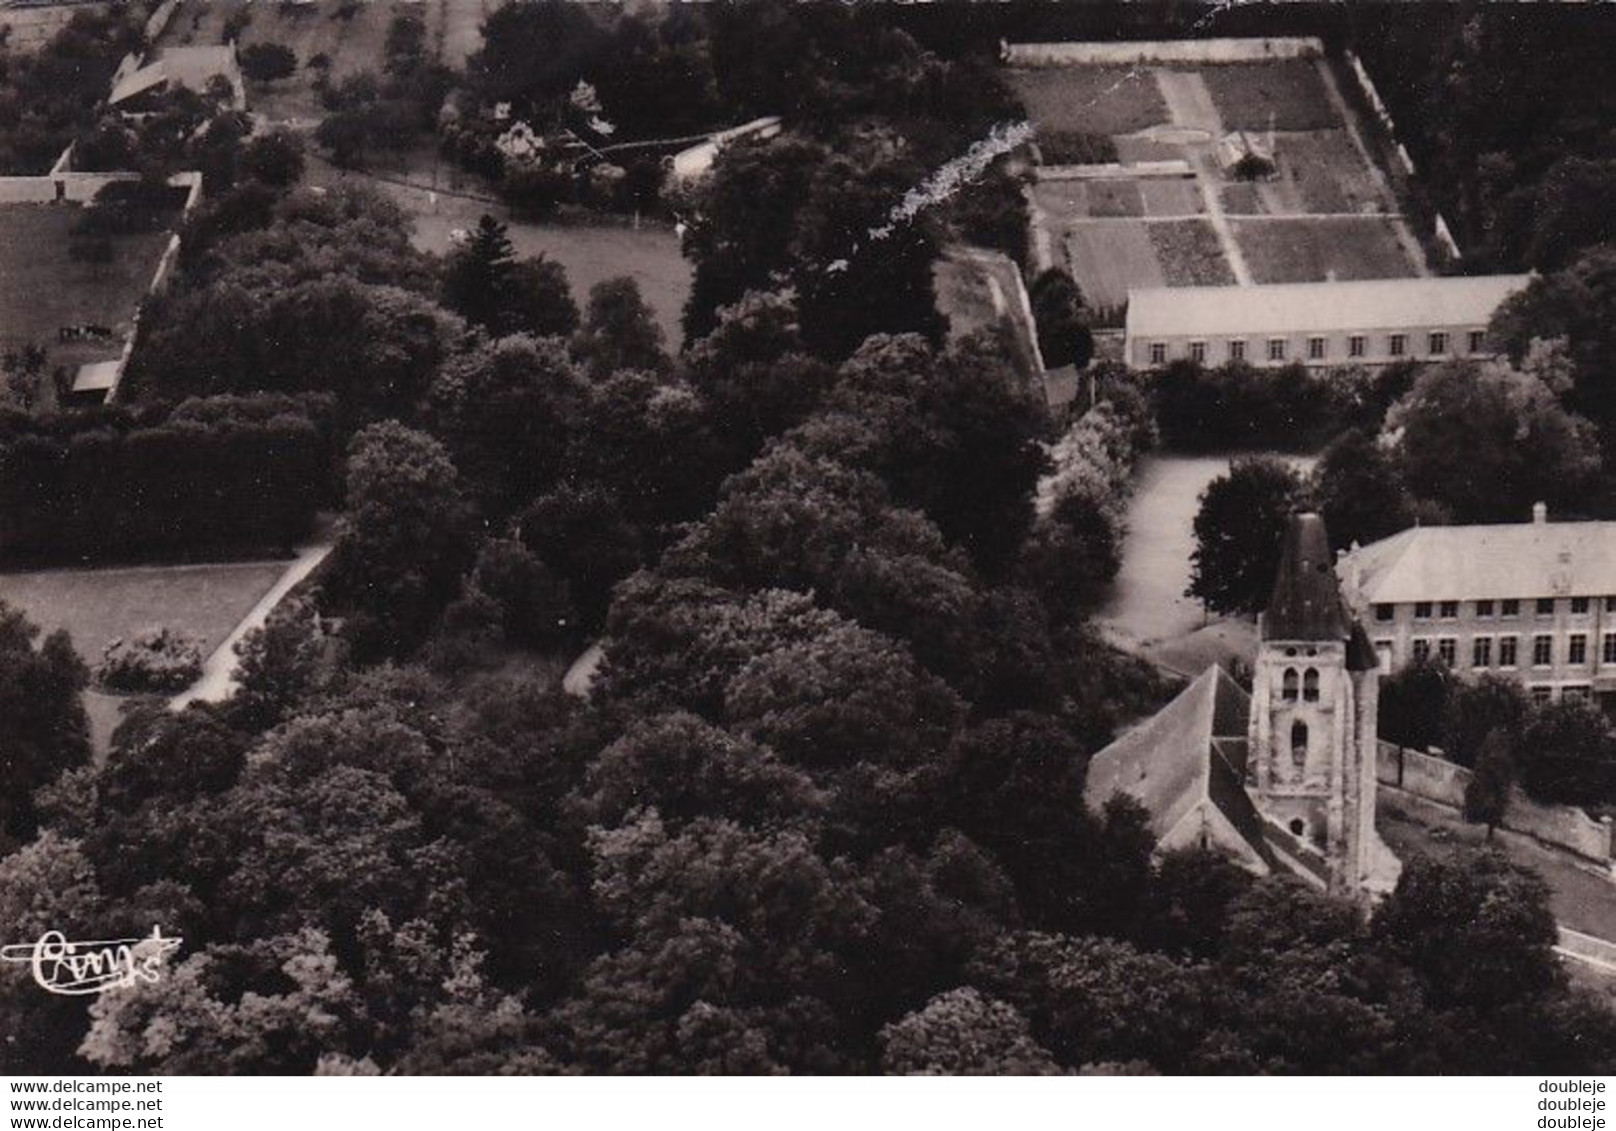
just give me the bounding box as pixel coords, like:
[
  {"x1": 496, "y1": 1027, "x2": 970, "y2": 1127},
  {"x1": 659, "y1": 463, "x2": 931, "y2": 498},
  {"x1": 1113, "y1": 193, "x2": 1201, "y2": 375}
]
[{"x1": 1, "y1": 0, "x2": 1615, "y2": 1107}]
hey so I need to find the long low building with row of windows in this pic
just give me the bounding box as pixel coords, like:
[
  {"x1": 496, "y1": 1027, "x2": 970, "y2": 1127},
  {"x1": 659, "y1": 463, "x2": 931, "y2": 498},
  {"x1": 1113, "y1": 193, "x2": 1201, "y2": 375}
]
[
  {"x1": 1123, "y1": 274, "x2": 1534, "y2": 370},
  {"x1": 1337, "y1": 504, "x2": 1616, "y2": 710}
]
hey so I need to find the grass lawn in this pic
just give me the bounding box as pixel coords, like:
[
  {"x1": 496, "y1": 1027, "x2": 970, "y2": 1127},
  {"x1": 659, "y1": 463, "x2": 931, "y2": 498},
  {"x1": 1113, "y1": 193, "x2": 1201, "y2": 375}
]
[
  {"x1": 1139, "y1": 178, "x2": 1202, "y2": 217},
  {"x1": 312, "y1": 159, "x2": 693, "y2": 341},
  {"x1": 0, "y1": 560, "x2": 290, "y2": 673},
  {"x1": 1200, "y1": 60, "x2": 1339, "y2": 132},
  {"x1": 1233, "y1": 216, "x2": 1417, "y2": 283},
  {"x1": 0, "y1": 204, "x2": 175, "y2": 374},
  {"x1": 1147, "y1": 219, "x2": 1235, "y2": 286},
  {"x1": 1086, "y1": 179, "x2": 1145, "y2": 218},
  {"x1": 1008, "y1": 66, "x2": 1170, "y2": 137},
  {"x1": 1062, "y1": 221, "x2": 1162, "y2": 319}
]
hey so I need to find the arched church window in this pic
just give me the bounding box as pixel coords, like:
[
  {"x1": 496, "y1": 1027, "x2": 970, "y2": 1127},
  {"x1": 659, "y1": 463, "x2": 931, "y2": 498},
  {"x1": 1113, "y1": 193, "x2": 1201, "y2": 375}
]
[
  {"x1": 1303, "y1": 668, "x2": 1320, "y2": 702},
  {"x1": 1290, "y1": 720, "x2": 1308, "y2": 765},
  {"x1": 1282, "y1": 668, "x2": 1299, "y2": 701}
]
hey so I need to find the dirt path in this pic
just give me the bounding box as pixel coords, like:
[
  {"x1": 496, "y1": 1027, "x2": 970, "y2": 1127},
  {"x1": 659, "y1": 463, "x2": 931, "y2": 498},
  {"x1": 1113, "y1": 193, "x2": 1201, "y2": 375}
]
[
  {"x1": 169, "y1": 538, "x2": 334, "y2": 711},
  {"x1": 1153, "y1": 70, "x2": 1253, "y2": 286}
]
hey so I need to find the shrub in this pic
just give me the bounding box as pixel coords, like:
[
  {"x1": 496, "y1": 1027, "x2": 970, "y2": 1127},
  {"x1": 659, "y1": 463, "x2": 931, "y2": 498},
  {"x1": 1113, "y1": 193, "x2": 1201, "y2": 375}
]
[
  {"x1": 240, "y1": 43, "x2": 297, "y2": 84},
  {"x1": 97, "y1": 627, "x2": 205, "y2": 693}
]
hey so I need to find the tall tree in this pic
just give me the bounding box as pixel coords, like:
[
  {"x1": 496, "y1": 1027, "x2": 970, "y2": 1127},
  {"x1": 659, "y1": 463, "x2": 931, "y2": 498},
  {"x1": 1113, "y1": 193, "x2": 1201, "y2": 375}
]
[
  {"x1": 1186, "y1": 457, "x2": 1309, "y2": 615},
  {"x1": 0, "y1": 602, "x2": 90, "y2": 842},
  {"x1": 1464, "y1": 729, "x2": 1516, "y2": 840}
]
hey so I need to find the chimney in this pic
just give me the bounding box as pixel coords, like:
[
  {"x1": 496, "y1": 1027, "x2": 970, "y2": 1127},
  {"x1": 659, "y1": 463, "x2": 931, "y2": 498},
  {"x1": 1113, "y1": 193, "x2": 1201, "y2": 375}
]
[{"x1": 1532, "y1": 502, "x2": 1548, "y2": 524}]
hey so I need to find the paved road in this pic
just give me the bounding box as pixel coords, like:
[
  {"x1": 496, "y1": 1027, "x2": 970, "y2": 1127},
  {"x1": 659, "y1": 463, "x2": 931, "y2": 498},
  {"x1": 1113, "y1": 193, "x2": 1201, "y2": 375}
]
[{"x1": 169, "y1": 539, "x2": 334, "y2": 711}]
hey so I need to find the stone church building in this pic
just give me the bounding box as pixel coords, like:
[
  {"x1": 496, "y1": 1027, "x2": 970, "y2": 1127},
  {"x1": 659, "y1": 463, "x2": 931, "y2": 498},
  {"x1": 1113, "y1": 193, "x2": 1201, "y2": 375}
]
[{"x1": 1086, "y1": 514, "x2": 1401, "y2": 900}]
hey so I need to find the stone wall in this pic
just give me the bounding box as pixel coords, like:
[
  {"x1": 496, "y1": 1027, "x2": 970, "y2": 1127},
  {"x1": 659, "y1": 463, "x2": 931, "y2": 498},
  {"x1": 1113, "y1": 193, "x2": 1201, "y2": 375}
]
[
  {"x1": 1006, "y1": 37, "x2": 1323, "y2": 67},
  {"x1": 1378, "y1": 742, "x2": 1614, "y2": 862}
]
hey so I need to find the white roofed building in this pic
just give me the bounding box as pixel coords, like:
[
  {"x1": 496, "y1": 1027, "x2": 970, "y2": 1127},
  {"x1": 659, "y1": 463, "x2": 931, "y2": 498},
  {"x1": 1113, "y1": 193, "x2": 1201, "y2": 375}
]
[
  {"x1": 1124, "y1": 274, "x2": 1532, "y2": 371},
  {"x1": 1337, "y1": 504, "x2": 1616, "y2": 710}
]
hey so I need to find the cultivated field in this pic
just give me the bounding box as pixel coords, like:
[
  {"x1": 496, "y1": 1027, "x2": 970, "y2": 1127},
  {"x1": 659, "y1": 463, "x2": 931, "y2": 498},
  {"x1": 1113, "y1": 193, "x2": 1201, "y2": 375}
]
[
  {"x1": 1063, "y1": 223, "x2": 1162, "y2": 315},
  {"x1": 1233, "y1": 216, "x2": 1415, "y2": 283},
  {"x1": 1139, "y1": 177, "x2": 1202, "y2": 217},
  {"x1": 0, "y1": 204, "x2": 175, "y2": 372},
  {"x1": 1200, "y1": 60, "x2": 1339, "y2": 132},
  {"x1": 1148, "y1": 219, "x2": 1236, "y2": 286},
  {"x1": 1009, "y1": 65, "x2": 1169, "y2": 136}
]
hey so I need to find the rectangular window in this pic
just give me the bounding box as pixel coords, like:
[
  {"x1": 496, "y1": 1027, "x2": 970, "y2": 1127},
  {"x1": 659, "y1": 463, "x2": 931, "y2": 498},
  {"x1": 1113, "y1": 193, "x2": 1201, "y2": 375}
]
[
  {"x1": 1414, "y1": 601, "x2": 1433, "y2": 619},
  {"x1": 1308, "y1": 336, "x2": 1327, "y2": 361},
  {"x1": 1472, "y1": 636, "x2": 1492, "y2": 668},
  {"x1": 1189, "y1": 340, "x2": 1207, "y2": 364},
  {"x1": 1375, "y1": 640, "x2": 1393, "y2": 674},
  {"x1": 1537, "y1": 597, "x2": 1556, "y2": 616},
  {"x1": 1149, "y1": 342, "x2": 1167, "y2": 366},
  {"x1": 1228, "y1": 339, "x2": 1246, "y2": 362},
  {"x1": 1348, "y1": 334, "x2": 1366, "y2": 358},
  {"x1": 1439, "y1": 600, "x2": 1459, "y2": 619},
  {"x1": 1533, "y1": 634, "x2": 1554, "y2": 666},
  {"x1": 1531, "y1": 686, "x2": 1553, "y2": 706},
  {"x1": 1572, "y1": 596, "x2": 1591, "y2": 614},
  {"x1": 1502, "y1": 599, "x2": 1520, "y2": 617},
  {"x1": 1412, "y1": 638, "x2": 1432, "y2": 664},
  {"x1": 1570, "y1": 633, "x2": 1588, "y2": 665},
  {"x1": 1374, "y1": 603, "x2": 1394, "y2": 622},
  {"x1": 1429, "y1": 331, "x2": 1449, "y2": 355},
  {"x1": 1389, "y1": 333, "x2": 1406, "y2": 357},
  {"x1": 1607, "y1": 596, "x2": 1616, "y2": 613},
  {"x1": 1499, "y1": 635, "x2": 1519, "y2": 667},
  {"x1": 1468, "y1": 329, "x2": 1486, "y2": 353},
  {"x1": 1605, "y1": 633, "x2": 1616, "y2": 664},
  {"x1": 1437, "y1": 638, "x2": 1457, "y2": 667},
  {"x1": 1268, "y1": 338, "x2": 1287, "y2": 361},
  {"x1": 1476, "y1": 599, "x2": 1495, "y2": 618}
]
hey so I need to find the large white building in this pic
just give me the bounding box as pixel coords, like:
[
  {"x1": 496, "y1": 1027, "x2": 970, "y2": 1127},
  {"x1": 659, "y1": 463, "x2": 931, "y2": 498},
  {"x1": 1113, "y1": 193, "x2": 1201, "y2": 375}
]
[
  {"x1": 1338, "y1": 505, "x2": 1616, "y2": 711},
  {"x1": 1123, "y1": 274, "x2": 1533, "y2": 371}
]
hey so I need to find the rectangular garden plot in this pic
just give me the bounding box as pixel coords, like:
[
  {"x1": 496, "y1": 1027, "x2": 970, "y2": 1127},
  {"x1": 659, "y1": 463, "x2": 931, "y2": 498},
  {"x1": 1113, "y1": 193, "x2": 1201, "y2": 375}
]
[
  {"x1": 1232, "y1": 217, "x2": 1418, "y2": 283},
  {"x1": 1008, "y1": 66, "x2": 1170, "y2": 136},
  {"x1": 1147, "y1": 220, "x2": 1236, "y2": 286},
  {"x1": 1063, "y1": 223, "x2": 1163, "y2": 320},
  {"x1": 1200, "y1": 60, "x2": 1339, "y2": 132}
]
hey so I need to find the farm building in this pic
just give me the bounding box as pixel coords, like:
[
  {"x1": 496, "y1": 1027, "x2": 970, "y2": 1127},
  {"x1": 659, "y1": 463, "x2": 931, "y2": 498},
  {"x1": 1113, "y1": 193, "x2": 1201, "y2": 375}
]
[
  {"x1": 110, "y1": 44, "x2": 246, "y2": 112},
  {"x1": 1123, "y1": 274, "x2": 1532, "y2": 370}
]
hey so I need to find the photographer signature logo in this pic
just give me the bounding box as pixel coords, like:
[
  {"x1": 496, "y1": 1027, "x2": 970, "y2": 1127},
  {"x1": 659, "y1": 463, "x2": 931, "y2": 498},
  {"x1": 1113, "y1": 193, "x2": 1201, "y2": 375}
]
[{"x1": 0, "y1": 928, "x2": 182, "y2": 996}]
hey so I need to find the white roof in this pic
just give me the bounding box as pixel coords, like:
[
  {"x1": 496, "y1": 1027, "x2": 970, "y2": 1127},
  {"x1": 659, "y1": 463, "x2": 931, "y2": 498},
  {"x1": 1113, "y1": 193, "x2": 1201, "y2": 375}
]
[
  {"x1": 1126, "y1": 274, "x2": 1533, "y2": 340},
  {"x1": 110, "y1": 46, "x2": 239, "y2": 106},
  {"x1": 1339, "y1": 520, "x2": 1616, "y2": 604},
  {"x1": 72, "y1": 360, "x2": 122, "y2": 393}
]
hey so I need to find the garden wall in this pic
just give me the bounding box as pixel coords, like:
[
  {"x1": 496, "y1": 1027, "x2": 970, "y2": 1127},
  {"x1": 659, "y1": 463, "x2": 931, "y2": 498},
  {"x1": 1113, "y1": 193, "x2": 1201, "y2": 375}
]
[
  {"x1": 1037, "y1": 160, "x2": 1193, "y2": 181},
  {"x1": 1342, "y1": 50, "x2": 1464, "y2": 262},
  {"x1": 1378, "y1": 742, "x2": 1614, "y2": 863},
  {"x1": 1007, "y1": 37, "x2": 1323, "y2": 67}
]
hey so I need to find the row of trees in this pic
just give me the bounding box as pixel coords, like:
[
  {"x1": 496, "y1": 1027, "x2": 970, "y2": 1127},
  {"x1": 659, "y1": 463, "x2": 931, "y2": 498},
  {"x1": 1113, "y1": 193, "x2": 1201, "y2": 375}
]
[{"x1": 0, "y1": 395, "x2": 330, "y2": 564}]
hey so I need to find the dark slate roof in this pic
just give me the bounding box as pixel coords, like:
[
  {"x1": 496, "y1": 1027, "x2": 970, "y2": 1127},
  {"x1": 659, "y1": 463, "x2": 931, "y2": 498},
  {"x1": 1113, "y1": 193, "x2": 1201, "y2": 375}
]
[
  {"x1": 1264, "y1": 513, "x2": 1354, "y2": 642},
  {"x1": 1085, "y1": 666, "x2": 1270, "y2": 864}
]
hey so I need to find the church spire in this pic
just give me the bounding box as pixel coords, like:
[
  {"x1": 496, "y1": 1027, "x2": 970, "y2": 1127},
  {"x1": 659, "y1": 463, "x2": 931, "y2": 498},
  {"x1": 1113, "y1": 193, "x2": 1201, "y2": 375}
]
[{"x1": 1263, "y1": 513, "x2": 1353, "y2": 642}]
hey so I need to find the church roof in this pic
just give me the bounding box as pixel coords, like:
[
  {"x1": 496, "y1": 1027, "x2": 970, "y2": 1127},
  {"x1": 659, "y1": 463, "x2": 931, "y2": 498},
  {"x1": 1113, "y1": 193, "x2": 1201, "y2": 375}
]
[
  {"x1": 1084, "y1": 665, "x2": 1270, "y2": 864},
  {"x1": 1264, "y1": 513, "x2": 1355, "y2": 642}
]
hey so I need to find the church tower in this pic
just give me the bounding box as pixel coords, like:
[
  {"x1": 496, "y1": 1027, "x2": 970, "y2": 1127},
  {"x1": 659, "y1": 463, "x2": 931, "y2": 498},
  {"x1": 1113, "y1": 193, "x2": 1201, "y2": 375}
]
[{"x1": 1247, "y1": 513, "x2": 1383, "y2": 897}]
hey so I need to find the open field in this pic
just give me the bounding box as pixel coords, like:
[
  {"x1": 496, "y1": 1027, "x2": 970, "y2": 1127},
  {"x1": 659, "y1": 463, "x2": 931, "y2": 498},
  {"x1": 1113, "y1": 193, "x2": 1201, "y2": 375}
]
[
  {"x1": 310, "y1": 158, "x2": 693, "y2": 340},
  {"x1": 1233, "y1": 216, "x2": 1417, "y2": 283},
  {"x1": 1148, "y1": 219, "x2": 1235, "y2": 286},
  {"x1": 1200, "y1": 60, "x2": 1339, "y2": 132},
  {"x1": 1008, "y1": 66, "x2": 1169, "y2": 137},
  {"x1": 0, "y1": 560, "x2": 290, "y2": 670},
  {"x1": 1063, "y1": 222, "x2": 1162, "y2": 315},
  {"x1": 0, "y1": 204, "x2": 175, "y2": 372}
]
